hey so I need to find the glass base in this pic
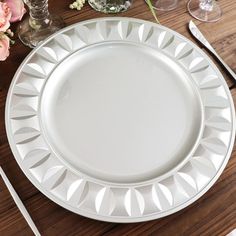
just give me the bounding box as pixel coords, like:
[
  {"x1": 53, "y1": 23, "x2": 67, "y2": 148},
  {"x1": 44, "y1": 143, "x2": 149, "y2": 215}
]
[
  {"x1": 145, "y1": 0, "x2": 178, "y2": 11},
  {"x1": 88, "y1": 0, "x2": 132, "y2": 13},
  {"x1": 18, "y1": 15, "x2": 65, "y2": 48},
  {"x1": 188, "y1": 0, "x2": 222, "y2": 22}
]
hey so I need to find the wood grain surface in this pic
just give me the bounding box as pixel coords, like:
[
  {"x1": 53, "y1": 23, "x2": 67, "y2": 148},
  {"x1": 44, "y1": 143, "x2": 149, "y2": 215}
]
[{"x1": 0, "y1": 0, "x2": 236, "y2": 235}]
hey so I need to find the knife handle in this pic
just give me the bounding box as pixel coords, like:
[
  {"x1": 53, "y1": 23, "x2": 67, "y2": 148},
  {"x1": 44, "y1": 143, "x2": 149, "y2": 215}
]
[{"x1": 212, "y1": 51, "x2": 236, "y2": 82}]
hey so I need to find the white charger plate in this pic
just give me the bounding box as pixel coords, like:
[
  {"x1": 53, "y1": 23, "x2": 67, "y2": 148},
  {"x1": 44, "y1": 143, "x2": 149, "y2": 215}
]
[{"x1": 5, "y1": 17, "x2": 235, "y2": 222}]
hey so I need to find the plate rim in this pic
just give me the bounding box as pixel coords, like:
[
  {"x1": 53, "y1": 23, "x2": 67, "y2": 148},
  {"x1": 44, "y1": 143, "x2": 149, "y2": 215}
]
[{"x1": 5, "y1": 17, "x2": 236, "y2": 223}]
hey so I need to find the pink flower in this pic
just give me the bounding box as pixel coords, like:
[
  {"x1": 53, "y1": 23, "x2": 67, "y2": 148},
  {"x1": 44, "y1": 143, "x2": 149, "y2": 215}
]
[
  {"x1": 4, "y1": 0, "x2": 26, "y2": 23},
  {"x1": 0, "y1": 3, "x2": 11, "y2": 32},
  {"x1": 0, "y1": 34, "x2": 10, "y2": 61}
]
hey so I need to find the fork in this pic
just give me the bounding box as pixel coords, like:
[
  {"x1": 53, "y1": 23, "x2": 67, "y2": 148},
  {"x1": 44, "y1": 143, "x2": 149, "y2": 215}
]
[{"x1": 0, "y1": 166, "x2": 41, "y2": 236}]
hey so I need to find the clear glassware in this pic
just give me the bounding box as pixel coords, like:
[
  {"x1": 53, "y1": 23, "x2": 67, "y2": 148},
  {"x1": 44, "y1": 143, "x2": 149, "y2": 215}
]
[
  {"x1": 188, "y1": 0, "x2": 222, "y2": 22},
  {"x1": 88, "y1": 0, "x2": 133, "y2": 13},
  {"x1": 145, "y1": 0, "x2": 178, "y2": 11},
  {"x1": 18, "y1": 0, "x2": 65, "y2": 48}
]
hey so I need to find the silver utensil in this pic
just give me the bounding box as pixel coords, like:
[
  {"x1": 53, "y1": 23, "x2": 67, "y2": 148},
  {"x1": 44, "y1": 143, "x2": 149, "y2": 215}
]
[
  {"x1": 0, "y1": 166, "x2": 41, "y2": 236},
  {"x1": 189, "y1": 20, "x2": 236, "y2": 82}
]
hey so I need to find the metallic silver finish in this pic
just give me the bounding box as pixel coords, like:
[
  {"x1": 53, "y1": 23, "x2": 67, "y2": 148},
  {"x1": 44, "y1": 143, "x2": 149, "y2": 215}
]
[
  {"x1": 189, "y1": 20, "x2": 236, "y2": 82},
  {"x1": 5, "y1": 17, "x2": 235, "y2": 223}
]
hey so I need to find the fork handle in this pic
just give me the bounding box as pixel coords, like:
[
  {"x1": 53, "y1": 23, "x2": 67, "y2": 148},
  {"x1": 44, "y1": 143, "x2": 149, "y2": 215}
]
[{"x1": 0, "y1": 167, "x2": 41, "y2": 236}]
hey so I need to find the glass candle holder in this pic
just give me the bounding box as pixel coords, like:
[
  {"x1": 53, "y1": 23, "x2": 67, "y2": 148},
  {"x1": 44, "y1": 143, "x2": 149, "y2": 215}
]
[
  {"x1": 18, "y1": 0, "x2": 65, "y2": 48},
  {"x1": 146, "y1": 0, "x2": 178, "y2": 11},
  {"x1": 88, "y1": 0, "x2": 133, "y2": 13}
]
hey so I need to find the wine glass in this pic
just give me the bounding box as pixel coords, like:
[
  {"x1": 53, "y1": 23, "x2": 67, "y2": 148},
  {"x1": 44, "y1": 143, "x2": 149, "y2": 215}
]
[
  {"x1": 18, "y1": 0, "x2": 65, "y2": 48},
  {"x1": 145, "y1": 0, "x2": 178, "y2": 11},
  {"x1": 188, "y1": 0, "x2": 222, "y2": 22}
]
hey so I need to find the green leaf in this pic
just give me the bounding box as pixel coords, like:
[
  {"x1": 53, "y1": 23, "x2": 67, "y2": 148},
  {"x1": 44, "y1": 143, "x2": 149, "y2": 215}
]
[{"x1": 146, "y1": 0, "x2": 160, "y2": 24}]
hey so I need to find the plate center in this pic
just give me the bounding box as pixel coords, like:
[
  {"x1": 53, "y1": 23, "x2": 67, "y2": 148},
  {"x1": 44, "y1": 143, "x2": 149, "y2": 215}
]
[{"x1": 40, "y1": 42, "x2": 203, "y2": 183}]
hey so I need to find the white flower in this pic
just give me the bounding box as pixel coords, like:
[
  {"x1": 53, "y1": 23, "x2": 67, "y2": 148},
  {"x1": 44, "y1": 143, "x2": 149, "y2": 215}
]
[{"x1": 69, "y1": 0, "x2": 85, "y2": 10}]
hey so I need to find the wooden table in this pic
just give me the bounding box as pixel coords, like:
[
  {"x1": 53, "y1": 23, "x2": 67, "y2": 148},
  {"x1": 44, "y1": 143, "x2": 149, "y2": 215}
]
[{"x1": 0, "y1": 1, "x2": 236, "y2": 235}]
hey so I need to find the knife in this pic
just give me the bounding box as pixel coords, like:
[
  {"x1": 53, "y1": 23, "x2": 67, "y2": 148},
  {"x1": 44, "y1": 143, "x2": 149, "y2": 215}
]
[
  {"x1": 189, "y1": 20, "x2": 236, "y2": 82},
  {"x1": 0, "y1": 167, "x2": 41, "y2": 236}
]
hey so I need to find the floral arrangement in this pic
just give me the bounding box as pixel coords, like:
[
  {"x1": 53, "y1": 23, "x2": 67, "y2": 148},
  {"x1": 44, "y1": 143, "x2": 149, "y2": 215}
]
[{"x1": 0, "y1": 0, "x2": 26, "y2": 61}]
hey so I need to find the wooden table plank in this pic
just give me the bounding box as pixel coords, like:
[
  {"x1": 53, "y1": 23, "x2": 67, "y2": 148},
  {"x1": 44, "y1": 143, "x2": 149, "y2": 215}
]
[{"x1": 0, "y1": 0, "x2": 236, "y2": 235}]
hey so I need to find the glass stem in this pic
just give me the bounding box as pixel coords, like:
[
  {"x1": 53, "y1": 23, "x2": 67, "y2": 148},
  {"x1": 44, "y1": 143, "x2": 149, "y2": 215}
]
[
  {"x1": 25, "y1": 0, "x2": 50, "y2": 30},
  {"x1": 199, "y1": 0, "x2": 214, "y2": 11}
]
